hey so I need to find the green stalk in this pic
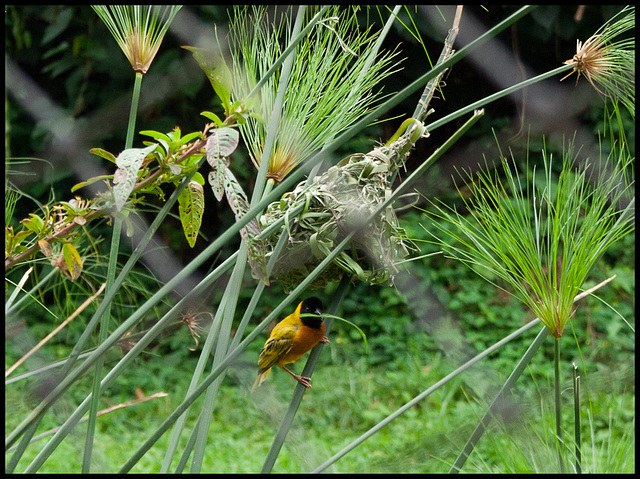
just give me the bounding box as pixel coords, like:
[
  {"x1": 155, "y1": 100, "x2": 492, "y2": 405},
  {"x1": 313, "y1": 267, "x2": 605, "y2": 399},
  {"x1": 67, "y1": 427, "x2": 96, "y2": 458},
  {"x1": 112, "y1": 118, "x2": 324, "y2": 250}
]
[
  {"x1": 5, "y1": 267, "x2": 57, "y2": 315},
  {"x1": 160, "y1": 266, "x2": 231, "y2": 472},
  {"x1": 5, "y1": 421, "x2": 39, "y2": 473},
  {"x1": 20, "y1": 71, "x2": 172, "y2": 473},
  {"x1": 22, "y1": 252, "x2": 237, "y2": 473},
  {"x1": 82, "y1": 69, "x2": 142, "y2": 473},
  {"x1": 573, "y1": 363, "x2": 582, "y2": 474},
  {"x1": 262, "y1": 8, "x2": 454, "y2": 470},
  {"x1": 228, "y1": 220, "x2": 286, "y2": 353},
  {"x1": 250, "y1": 6, "x2": 308, "y2": 203},
  {"x1": 356, "y1": 5, "x2": 537, "y2": 136},
  {"x1": 555, "y1": 337, "x2": 565, "y2": 472},
  {"x1": 126, "y1": 72, "x2": 143, "y2": 148},
  {"x1": 173, "y1": 428, "x2": 198, "y2": 473},
  {"x1": 162, "y1": 207, "x2": 295, "y2": 471},
  {"x1": 190, "y1": 246, "x2": 248, "y2": 473},
  {"x1": 8, "y1": 57, "x2": 149, "y2": 477},
  {"x1": 427, "y1": 64, "x2": 571, "y2": 131},
  {"x1": 81, "y1": 217, "x2": 121, "y2": 472},
  {"x1": 18, "y1": 178, "x2": 219, "y2": 472},
  {"x1": 172, "y1": 224, "x2": 290, "y2": 473},
  {"x1": 447, "y1": 276, "x2": 617, "y2": 474},
  {"x1": 118, "y1": 235, "x2": 358, "y2": 472},
  {"x1": 186, "y1": 9, "x2": 309, "y2": 472},
  {"x1": 13, "y1": 196, "x2": 302, "y2": 470},
  {"x1": 5, "y1": 168, "x2": 229, "y2": 453},
  {"x1": 160, "y1": 5, "x2": 306, "y2": 467}
]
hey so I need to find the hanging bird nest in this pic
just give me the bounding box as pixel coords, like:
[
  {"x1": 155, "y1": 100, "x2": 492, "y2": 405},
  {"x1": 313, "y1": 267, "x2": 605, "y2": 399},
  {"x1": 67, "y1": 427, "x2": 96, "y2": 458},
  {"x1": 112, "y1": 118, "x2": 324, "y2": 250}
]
[{"x1": 256, "y1": 122, "x2": 423, "y2": 292}]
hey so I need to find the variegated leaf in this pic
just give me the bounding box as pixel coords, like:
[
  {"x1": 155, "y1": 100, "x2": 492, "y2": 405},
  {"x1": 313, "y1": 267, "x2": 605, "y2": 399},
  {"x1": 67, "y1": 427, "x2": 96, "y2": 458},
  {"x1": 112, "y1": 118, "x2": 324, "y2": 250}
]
[
  {"x1": 205, "y1": 128, "x2": 239, "y2": 167},
  {"x1": 223, "y1": 167, "x2": 250, "y2": 219},
  {"x1": 178, "y1": 180, "x2": 205, "y2": 248},
  {"x1": 113, "y1": 144, "x2": 157, "y2": 211},
  {"x1": 207, "y1": 159, "x2": 226, "y2": 202},
  {"x1": 220, "y1": 165, "x2": 268, "y2": 284}
]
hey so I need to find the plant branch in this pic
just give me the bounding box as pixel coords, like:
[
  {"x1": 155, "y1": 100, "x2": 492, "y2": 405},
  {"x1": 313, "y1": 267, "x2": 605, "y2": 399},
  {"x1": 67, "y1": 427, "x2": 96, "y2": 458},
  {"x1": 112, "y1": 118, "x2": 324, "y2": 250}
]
[
  {"x1": 412, "y1": 5, "x2": 463, "y2": 121},
  {"x1": 4, "y1": 137, "x2": 207, "y2": 271}
]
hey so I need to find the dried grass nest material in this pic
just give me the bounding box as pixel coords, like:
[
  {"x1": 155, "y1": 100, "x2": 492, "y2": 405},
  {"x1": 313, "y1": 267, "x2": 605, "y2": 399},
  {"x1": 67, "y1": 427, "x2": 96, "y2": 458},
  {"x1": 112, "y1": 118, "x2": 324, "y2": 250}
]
[{"x1": 256, "y1": 144, "x2": 418, "y2": 292}]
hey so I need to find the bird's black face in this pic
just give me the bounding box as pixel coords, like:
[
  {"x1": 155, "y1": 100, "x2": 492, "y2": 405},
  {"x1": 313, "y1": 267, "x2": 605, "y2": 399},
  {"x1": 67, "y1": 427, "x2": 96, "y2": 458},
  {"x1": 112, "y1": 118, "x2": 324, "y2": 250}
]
[{"x1": 300, "y1": 297, "x2": 323, "y2": 328}]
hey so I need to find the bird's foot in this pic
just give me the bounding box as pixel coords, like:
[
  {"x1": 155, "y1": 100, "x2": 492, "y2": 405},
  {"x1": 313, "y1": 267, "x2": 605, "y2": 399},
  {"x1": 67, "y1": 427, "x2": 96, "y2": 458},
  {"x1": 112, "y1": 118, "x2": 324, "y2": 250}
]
[
  {"x1": 282, "y1": 365, "x2": 313, "y2": 388},
  {"x1": 292, "y1": 374, "x2": 313, "y2": 389}
]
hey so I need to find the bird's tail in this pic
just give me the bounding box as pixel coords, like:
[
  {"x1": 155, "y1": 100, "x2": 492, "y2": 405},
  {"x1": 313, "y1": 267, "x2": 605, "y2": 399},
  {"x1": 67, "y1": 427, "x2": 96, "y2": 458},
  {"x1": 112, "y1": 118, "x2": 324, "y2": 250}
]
[{"x1": 251, "y1": 368, "x2": 271, "y2": 392}]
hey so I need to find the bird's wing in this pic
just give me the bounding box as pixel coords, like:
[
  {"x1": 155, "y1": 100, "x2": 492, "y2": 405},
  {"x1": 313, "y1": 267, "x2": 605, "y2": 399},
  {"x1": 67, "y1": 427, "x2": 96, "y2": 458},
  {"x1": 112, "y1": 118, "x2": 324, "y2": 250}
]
[{"x1": 257, "y1": 330, "x2": 296, "y2": 370}]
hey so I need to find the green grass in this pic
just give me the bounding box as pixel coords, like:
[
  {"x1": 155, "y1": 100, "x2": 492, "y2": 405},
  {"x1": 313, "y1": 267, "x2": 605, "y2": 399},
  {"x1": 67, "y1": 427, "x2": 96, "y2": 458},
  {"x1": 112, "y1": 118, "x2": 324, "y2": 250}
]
[{"x1": 6, "y1": 340, "x2": 634, "y2": 473}]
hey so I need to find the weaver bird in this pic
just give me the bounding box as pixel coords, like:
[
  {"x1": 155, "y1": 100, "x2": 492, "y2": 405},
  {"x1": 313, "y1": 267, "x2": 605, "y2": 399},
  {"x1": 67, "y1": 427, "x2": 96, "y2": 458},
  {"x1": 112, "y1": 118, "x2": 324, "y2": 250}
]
[{"x1": 252, "y1": 297, "x2": 329, "y2": 391}]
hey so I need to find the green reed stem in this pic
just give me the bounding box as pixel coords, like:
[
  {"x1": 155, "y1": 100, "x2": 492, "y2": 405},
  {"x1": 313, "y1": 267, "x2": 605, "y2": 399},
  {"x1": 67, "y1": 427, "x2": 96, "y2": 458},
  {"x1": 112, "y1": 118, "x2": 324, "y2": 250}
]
[
  {"x1": 573, "y1": 362, "x2": 582, "y2": 474},
  {"x1": 555, "y1": 337, "x2": 565, "y2": 473}
]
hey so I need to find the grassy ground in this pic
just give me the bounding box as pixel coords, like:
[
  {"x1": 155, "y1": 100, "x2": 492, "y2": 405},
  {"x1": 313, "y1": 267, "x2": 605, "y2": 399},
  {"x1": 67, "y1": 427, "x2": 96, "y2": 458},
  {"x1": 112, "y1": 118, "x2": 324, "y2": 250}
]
[{"x1": 6, "y1": 336, "x2": 635, "y2": 473}]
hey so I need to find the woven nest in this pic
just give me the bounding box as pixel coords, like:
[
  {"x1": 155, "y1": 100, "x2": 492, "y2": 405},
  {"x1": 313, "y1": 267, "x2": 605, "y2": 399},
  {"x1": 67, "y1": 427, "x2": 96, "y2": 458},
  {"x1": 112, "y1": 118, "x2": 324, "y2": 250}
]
[{"x1": 256, "y1": 143, "x2": 417, "y2": 292}]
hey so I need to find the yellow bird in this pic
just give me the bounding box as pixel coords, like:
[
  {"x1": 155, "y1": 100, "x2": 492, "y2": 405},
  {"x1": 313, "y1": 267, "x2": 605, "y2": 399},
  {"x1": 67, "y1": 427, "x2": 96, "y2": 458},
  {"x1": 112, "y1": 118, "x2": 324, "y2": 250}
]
[{"x1": 252, "y1": 297, "x2": 329, "y2": 391}]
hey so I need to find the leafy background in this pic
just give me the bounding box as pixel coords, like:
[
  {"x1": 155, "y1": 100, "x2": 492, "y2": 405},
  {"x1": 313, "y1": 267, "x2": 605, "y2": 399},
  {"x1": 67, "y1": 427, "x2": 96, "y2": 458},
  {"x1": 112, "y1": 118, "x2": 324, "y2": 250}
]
[{"x1": 5, "y1": 5, "x2": 634, "y2": 472}]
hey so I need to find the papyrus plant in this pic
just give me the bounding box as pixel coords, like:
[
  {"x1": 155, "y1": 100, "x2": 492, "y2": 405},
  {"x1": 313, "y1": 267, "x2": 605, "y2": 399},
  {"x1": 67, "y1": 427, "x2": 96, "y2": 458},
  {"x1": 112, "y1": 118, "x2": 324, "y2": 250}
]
[
  {"x1": 562, "y1": 5, "x2": 634, "y2": 117},
  {"x1": 427, "y1": 131, "x2": 634, "y2": 339},
  {"x1": 92, "y1": 5, "x2": 182, "y2": 74},
  {"x1": 228, "y1": 6, "x2": 400, "y2": 183}
]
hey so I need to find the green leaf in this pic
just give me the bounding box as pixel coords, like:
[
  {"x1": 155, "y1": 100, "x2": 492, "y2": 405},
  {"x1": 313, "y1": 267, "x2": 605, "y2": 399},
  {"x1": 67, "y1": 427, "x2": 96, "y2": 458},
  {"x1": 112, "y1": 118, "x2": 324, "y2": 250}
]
[
  {"x1": 201, "y1": 111, "x2": 224, "y2": 127},
  {"x1": 183, "y1": 46, "x2": 233, "y2": 109},
  {"x1": 144, "y1": 138, "x2": 169, "y2": 156},
  {"x1": 62, "y1": 243, "x2": 83, "y2": 281},
  {"x1": 178, "y1": 180, "x2": 205, "y2": 248},
  {"x1": 89, "y1": 147, "x2": 117, "y2": 164},
  {"x1": 191, "y1": 172, "x2": 205, "y2": 186},
  {"x1": 139, "y1": 130, "x2": 171, "y2": 142},
  {"x1": 21, "y1": 213, "x2": 45, "y2": 234},
  {"x1": 175, "y1": 131, "x2": 202, "y2": 148},
  {"x1": 169, "y1": 127, "x2": 181, "y2": 141},
  {"x1": 112, "y1": 144, "x2": 158, "y2": 211},
  {"x1": 71, "y1": 174, "x2": 113, "y2": 192}
]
